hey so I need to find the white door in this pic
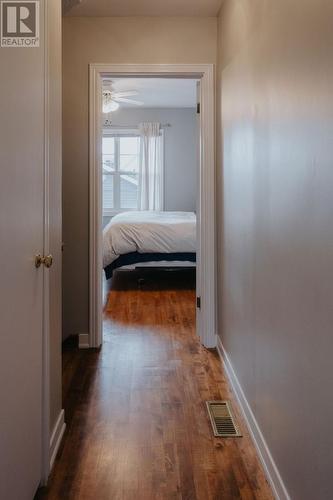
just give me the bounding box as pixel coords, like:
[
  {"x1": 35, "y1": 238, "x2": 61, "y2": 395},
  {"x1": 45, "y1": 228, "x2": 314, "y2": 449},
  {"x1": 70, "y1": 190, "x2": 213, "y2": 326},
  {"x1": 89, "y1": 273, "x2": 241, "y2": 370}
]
[{"x1": 0, "y1": 3, "x2": 45, "y2": 498}]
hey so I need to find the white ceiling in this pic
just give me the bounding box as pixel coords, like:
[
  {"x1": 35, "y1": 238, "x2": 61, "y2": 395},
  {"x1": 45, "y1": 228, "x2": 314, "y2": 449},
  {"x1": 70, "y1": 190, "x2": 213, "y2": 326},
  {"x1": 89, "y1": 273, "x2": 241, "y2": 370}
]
[
  {"x1": 65, "y1": 0, "x2": 222, "y2": 17},
  {"x1": 104, "y1": 78, "x2": 198, "y2": 108}
]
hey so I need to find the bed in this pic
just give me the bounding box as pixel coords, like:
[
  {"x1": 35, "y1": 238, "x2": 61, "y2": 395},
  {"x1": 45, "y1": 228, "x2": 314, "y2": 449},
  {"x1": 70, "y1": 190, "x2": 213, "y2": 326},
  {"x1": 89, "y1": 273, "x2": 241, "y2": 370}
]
[{"x1": 103, "y1": 211, "x2": 196, "y2": 279}]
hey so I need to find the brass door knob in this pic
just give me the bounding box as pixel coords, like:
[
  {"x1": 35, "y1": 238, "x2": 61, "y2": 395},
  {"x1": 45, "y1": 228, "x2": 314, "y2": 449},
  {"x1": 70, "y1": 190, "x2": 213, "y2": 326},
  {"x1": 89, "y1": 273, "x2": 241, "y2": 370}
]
[
  {"x1": 35, "y1": 254, "x2": 53, "y2": 268},
  {"x1": 44, "y1": 254, "x2": 53, "y2": 268},
  {"x1": 35, "y1": 254, "x2": 43, "y2": 268}
]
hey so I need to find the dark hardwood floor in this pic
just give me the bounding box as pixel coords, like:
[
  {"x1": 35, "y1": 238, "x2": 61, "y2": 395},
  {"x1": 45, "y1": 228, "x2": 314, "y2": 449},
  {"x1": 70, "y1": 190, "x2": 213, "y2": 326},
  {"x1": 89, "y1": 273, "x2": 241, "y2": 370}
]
[{"x1": 37, "y1": 269, "x2": 273, "y2": 499}]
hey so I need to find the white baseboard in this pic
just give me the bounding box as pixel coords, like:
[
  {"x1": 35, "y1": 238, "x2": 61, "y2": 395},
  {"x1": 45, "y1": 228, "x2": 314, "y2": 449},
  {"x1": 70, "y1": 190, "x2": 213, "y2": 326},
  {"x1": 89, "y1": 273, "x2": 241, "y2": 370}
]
[
  {"x1": 49, "y1": 409, "x2": 66, "y2": 471},
  {"x1": 79, "y1": 333, "x2": 90, "y2": 349},
  {"x1": 216, "y1": 337, "x2": 290, "y2": 500}
]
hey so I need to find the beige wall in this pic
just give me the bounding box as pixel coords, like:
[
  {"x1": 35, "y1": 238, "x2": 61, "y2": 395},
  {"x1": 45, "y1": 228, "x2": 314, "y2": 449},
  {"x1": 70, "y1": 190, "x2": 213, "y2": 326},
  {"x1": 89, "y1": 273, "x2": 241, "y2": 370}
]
[
  {"x1": 217, "y1": 1, "x2": 333, "y2": 499},
  {"x1": 62, "y1": 16, "x2": 217, "y2": 338}
]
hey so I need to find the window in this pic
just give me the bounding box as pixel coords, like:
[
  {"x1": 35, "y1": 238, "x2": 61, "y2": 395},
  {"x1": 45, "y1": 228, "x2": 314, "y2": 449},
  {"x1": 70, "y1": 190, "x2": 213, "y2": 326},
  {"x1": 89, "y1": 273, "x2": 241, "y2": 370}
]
[{"x1": 102, "y1": 132, "x2": 140, "y2": 215}]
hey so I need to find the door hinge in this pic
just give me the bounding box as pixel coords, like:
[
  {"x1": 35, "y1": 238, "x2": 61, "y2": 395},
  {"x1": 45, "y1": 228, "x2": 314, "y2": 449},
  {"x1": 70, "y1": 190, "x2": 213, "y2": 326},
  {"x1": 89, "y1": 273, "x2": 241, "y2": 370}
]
[
  {"x1": 196, "y1": 296, "x2": 201, "y2": 309},
  {"x1": 197, "y1": 102, "x2": 200, "y2": 114}
]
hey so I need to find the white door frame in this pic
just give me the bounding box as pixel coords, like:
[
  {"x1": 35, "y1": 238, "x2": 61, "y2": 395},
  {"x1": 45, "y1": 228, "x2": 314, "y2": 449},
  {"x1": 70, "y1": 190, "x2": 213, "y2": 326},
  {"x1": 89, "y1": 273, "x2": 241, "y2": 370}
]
[
  {"x1": 41, "y1": 0, "x2": 50, "y2": 485},
  {"x1": 88, "y1": 63, "x2": 216, "y2": 349},
  {"x1": 42, "y1": 0, "x2": 63, "y2": 484}
]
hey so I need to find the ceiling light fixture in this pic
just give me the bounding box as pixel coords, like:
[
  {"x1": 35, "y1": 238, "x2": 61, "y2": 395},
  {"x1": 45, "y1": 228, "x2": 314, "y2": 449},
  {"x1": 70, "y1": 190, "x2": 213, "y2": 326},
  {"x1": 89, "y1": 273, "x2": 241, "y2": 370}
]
[
  {"x1": 103, "y1": 99, "x2": 120, "y2": 113},
  {"x1": 103, "y1": 91, "x2": 120, "y2": 113}
]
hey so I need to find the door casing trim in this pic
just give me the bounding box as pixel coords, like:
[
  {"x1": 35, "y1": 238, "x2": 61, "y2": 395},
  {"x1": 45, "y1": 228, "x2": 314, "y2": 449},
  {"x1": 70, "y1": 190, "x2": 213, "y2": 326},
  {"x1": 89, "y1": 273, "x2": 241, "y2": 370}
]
[
  {"x1": 89, "y1": 63, "x2": 216, "y2": 349},
  {"x1": 41, "y1": 0, "x2": 50, "y2": 484},
  {"x1": 42, "y1": 0, "x2": 65, "y2": 484}
]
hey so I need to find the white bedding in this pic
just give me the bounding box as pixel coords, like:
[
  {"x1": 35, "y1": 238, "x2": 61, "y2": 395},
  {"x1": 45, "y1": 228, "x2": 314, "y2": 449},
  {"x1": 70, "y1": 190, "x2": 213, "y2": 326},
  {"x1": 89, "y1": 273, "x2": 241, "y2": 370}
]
[{"x1": 103, "y1": 211, "x2": 196, "y2": 268}]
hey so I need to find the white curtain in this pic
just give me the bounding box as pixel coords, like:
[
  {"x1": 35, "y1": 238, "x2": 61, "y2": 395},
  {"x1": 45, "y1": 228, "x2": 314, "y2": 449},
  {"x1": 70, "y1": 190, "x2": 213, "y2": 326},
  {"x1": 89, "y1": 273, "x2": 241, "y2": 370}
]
[{"x1": 138, "y1": 122, "x2": 164, "y2": 211}]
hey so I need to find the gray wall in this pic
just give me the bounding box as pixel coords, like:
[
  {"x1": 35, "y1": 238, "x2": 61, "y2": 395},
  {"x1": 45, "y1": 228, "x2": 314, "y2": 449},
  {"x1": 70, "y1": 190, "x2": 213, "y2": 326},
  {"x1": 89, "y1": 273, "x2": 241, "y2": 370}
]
[
  {"x1": 217, "y1": 1, "x2": 333, "y2": 499},
  {"x1": 104, "y1": 107, "x2": 198, "y2": 223},
  {"x1": 62, "y1": 16, "x2": 216, "y2": 339}
]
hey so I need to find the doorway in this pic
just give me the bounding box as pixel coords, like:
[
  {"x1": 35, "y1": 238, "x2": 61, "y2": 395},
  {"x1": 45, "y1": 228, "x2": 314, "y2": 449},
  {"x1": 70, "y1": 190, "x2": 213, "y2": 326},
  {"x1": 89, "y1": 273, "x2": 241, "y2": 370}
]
[{"x1": 88, "y1": 64, "x2": 216, "y2": 349}]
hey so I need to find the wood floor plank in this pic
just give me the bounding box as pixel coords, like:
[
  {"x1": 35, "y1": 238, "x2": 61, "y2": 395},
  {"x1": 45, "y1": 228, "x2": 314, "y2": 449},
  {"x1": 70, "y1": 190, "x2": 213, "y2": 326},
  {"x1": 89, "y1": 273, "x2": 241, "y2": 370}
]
[{"x1": 37, "y1": 269, "x2": 273, "y2": 500}]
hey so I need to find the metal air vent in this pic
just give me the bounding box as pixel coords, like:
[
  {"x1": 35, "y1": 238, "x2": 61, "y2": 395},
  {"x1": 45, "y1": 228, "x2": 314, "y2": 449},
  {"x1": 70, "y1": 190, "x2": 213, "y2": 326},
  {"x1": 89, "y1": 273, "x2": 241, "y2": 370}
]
[{"x1": 206, "y1": 401, "x2": 242, "y2": 437}]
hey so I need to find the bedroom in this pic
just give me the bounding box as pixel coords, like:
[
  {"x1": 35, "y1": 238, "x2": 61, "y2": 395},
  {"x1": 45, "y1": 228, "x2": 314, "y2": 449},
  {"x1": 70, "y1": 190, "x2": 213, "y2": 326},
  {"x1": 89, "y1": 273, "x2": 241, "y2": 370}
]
[{"x1": 100, "y1": 77, "x2": 199, "y2": 341}]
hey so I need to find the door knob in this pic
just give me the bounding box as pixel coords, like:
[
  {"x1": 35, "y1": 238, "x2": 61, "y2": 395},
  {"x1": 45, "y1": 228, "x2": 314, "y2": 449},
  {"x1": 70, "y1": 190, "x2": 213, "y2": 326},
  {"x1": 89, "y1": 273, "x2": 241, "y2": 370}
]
[
  {"x1": 35, "y1": 254, "x2": 43, "y2": 268},
  {"x1": 35, "y1": 254, "x2": 53, "y2": 268},
  {"x1": 44, "y1": 254, "x2": 53, "y2": 268}
]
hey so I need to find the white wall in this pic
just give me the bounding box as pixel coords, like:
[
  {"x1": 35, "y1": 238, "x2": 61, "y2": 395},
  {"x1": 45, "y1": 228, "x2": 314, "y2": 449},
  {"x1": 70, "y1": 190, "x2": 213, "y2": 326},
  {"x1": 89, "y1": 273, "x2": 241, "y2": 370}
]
[
  {"x1": 104, "y1": 107, "x2": 198, "y2": 221},
  {"x1": 217, "y1": 1, "x2": 333, "y2": 499}
]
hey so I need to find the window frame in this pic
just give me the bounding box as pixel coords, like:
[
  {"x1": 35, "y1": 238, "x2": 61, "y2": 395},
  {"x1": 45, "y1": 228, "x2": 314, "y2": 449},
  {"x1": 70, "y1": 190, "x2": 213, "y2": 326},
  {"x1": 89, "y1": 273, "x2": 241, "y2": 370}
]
[{"x1": 102, "y1": 128, "x2": 140, "y2": 216}]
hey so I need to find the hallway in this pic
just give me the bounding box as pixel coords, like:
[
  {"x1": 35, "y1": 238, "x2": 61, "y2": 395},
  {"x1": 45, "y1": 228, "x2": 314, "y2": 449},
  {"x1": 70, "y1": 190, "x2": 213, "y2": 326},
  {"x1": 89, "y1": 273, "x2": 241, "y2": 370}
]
[{"x1": 38, "y1": 270, "x2": 272, "y2": 499}]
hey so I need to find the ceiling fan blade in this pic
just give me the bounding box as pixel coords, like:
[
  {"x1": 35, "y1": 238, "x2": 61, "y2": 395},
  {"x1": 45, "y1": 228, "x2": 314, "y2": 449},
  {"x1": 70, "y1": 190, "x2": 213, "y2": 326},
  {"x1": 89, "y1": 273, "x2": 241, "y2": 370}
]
[
  {"x1": 115, "y1": 97, "x2": 144, "y2": 106},
  {"x1": 112, "y1": 91, "x2": 139, "y2": 98}
]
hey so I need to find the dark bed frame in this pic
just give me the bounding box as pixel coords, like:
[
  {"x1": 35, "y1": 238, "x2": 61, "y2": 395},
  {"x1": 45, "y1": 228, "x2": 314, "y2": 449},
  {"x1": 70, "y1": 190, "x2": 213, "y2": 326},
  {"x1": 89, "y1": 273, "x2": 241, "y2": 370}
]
[{"x1": 104, "y1": 252, "x2": 196, "y2": 280}]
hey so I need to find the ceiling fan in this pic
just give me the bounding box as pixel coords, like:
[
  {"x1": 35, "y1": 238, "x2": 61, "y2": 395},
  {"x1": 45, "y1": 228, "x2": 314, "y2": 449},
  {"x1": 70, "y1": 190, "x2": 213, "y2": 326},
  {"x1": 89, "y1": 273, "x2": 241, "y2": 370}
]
[{"x1": 102, "y1": 80, "x2": 144, "y2": 113}]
